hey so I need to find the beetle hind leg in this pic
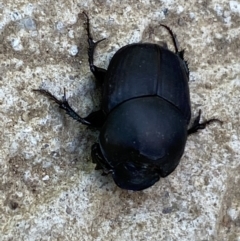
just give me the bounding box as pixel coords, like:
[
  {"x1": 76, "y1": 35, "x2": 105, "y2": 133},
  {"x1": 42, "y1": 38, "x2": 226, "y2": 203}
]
[
  {"x1": 160, "y1": 24, "x2": 189, "y2": 76},
  {"x1": 178, "y1": 49, "x2": 190, "y2": 77},
  {"x1": 83, "y1": 12, "x2": 106, "y2": 83},
  {"x1": 160, "y1": 24, "x2": 180, "y2": 53},
  {"x1": 187, "y1": 109, "x2": 223, "y2": 135}
]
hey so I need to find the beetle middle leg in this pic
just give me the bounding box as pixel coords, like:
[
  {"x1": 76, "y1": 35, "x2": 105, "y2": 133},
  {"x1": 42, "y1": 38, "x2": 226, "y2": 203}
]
[
  {"x1": 187, "y1": 110, "x2": 223, "y2": 135},
  {"x1": 33, "y1": 88, "x2": 106, "y2": 127},
  {"x1": 83, "y1": 11, "x2": 107, "y2": 83}
]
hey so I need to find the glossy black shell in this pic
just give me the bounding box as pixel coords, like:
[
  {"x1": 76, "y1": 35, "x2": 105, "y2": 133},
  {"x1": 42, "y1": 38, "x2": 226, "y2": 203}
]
[{"x1": 98, "y1": 43, "x2": 191, "y2": 190}]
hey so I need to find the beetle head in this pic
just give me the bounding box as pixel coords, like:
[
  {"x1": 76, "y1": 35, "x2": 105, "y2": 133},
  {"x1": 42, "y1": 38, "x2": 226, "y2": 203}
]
[
  {"x1": 111, "y1": 154, "x2": 161, "y2": 191},
  {"x1": 92, "y1": 143, "x2": 161, "y2": 190},
  {"x1": 97, "y1": 97, "x2": 188, "y2": 190}
]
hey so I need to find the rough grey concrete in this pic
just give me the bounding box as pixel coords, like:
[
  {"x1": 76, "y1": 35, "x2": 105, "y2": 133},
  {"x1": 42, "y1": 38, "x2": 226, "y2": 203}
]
[{"x1": 0, "y1": 0, "x2": 239, "y2": 240}]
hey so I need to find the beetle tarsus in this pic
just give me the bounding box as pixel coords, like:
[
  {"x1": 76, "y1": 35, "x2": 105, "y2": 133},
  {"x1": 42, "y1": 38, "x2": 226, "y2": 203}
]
[
  {"x1": 83, "y1": 11, "x2": 106, "y2": 83},
  {"x1": 33, "y1": 88, "x2": 92, "y2": 126},
  {"x1": 188, "y1": 109, "x2": 222, "y2": 135}
]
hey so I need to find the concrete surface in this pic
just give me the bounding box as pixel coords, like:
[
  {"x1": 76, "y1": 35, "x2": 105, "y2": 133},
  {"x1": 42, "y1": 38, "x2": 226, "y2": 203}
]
[{"x1": 0, "y1": 0, "x2": 240, "y2": 240}]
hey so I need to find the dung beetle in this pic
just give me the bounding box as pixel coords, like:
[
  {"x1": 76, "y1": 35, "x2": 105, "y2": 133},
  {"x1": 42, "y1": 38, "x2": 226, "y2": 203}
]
[{"x1": 34, "y1": 12, "x2": 221, "y2": 191}]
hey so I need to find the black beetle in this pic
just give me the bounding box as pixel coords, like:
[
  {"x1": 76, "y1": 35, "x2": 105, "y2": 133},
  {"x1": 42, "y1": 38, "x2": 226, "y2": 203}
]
[{"x1": 34, "y1": 12, "x2": 221, "y2": 191}]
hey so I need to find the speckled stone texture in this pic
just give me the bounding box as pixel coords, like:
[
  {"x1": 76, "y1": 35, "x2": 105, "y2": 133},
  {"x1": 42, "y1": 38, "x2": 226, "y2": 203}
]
[{"x1": 0, "y1": 1, "x2": 239, "y2": 240}]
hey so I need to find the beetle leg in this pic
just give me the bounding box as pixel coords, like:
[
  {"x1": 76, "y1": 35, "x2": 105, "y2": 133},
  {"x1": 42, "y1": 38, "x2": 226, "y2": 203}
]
[
  {"x1": 178, "y1": 50, "x2": 189, "y2": 77},
  {"x1": 91, "y1": 143, "x2": 113, "y2": 175},
  {"x1": 83, "y1": 11, "x2": 107, "y2": 83},
  {"x1": 160, "y1": 24, "x2": 189, "y2": 77},
  {"x1": 187, "y1": 109, "x2": 223, "y2": 135},
  {"x1": 33, "y1": 88, "x2": 99, "y2": 126},
  {"x1": 160, "y1": 24, "x2": 179, "y2": 53}
]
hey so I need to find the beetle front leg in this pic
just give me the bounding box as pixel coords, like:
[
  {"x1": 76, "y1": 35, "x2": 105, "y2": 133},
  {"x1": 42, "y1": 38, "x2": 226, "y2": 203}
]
[
  {"x1": 187, "y1": 109, "x2": 223, "y2": 135},
  {"x1": 83, "y1": 12, "x2": 106, "y2": 84},
  {"x1": 33, "y1": 88, "x2": 105, "y2": 127}
]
